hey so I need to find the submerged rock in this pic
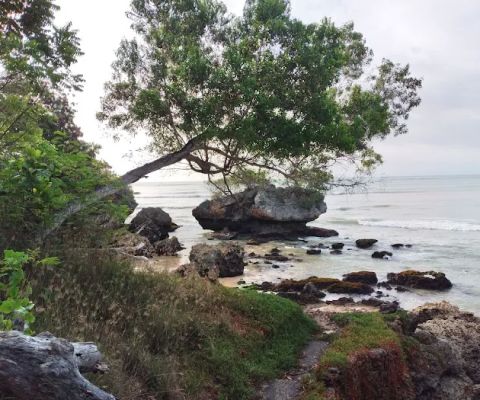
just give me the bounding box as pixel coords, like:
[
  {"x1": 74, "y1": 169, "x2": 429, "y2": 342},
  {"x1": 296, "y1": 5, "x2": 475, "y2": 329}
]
[
  {"x1": 189, "y1": 242, "x2": 245, "y2": 278},
  {"x1": 343, "y1": 271, "x2": 378, "y2": 285},
  {"x1": 387, "y1": 270, "x2": 452, "y2": 290},
  {"x1": 129, "y1": 207, "x2": 178, "y2": 243},
  {"x1": 355, "y1": 238, "x2": 378, "y2": 249},
  {"x1": 192, "y1": 186, "x2": 338, "y2": 240}
]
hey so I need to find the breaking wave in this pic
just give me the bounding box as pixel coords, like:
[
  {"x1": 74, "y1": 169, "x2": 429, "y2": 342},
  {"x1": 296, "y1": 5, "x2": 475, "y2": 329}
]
[{"x1": 358, "y1": 219, "x2": 480, "y2": 232}]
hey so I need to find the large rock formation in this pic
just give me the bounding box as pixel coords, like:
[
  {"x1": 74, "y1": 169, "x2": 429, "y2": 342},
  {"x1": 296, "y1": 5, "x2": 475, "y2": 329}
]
[
  {"x1": 129, "y1": 207, "x2": 178, "y2": 243},
  {"x1": 192, "y1": 186, "x2": 337, "y2": 239}
]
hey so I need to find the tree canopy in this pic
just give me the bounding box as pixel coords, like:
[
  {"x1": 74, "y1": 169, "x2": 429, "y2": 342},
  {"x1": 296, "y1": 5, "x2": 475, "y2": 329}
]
[{"x1": 99, "y1": 0, "x2": 422, "y2": 191}]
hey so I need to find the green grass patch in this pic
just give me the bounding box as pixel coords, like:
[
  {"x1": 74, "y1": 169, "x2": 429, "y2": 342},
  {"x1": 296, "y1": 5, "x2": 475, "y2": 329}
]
[
  {"x1": 29, "y1": 252, "x2": 315, "y2": 399},
  {"x1": 323, "y1": 313, "x2": 399, "y2": 368}
]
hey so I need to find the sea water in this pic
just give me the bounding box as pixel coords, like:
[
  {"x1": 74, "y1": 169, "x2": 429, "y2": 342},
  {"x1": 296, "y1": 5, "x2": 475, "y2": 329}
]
[{"x1": 131, "y1": 175, "x2": 480, "y2": 314}]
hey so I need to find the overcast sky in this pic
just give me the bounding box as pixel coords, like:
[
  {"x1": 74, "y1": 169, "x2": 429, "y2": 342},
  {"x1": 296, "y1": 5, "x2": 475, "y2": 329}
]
[{"x1": 56, "y1": 0, "x2": 480, "y2": 180}]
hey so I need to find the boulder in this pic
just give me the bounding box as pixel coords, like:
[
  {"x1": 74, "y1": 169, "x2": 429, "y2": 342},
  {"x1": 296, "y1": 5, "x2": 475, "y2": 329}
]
[
  {"x1": 372, "y1": 251, "x2": 393, "y2": 259},
  {"x1": 343, "y1": 271, "x2": 378, "y2": 285},
  {"x1": 129, "y1": 207, "x2": 178, "y2": 243},
  {"x1": 189, "y1": 243, "x2": 245, "y2": 278},
  {"x1": 110, "y1": 230, "x2": 155, "y2": 257},
  {"x1": 387, "y1": 270, "x2": 452, "y2": 290},
  {"x1": 176, "y1": 263, "x2": 219, "y2": 281},
  {"x1": 192, "y1": 186, "x2": 338, "y2": 239},
  {"x1": 355, "y1": 239, "x2": 378, "y2": 249},
  {"x1": 154, "y1": 236, "x2": 185, "y2": 256},
  {"x1": 391, "y1": 243, "x2": 404, "y2": 249},
  {"x1": 331, "y1": 242, "x2": 344, "y2": 250}
]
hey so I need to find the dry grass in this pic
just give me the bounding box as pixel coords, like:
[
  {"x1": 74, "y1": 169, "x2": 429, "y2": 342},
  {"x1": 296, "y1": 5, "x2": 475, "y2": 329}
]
[{"x1": 29, "y1": 251, "x2": 315, "y2": 399}]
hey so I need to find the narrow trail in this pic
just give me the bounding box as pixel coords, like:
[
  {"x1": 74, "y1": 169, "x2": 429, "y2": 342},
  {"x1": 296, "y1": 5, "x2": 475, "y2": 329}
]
[
  {"x1": 258, "y1": 340, "x2": 329, "y2": 400},
  {"x1": 257, "y1": 302, "x2": 378, "y2": 400}
]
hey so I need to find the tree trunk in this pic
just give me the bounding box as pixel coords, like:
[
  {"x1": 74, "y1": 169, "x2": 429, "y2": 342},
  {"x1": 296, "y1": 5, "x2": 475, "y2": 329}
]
[
  {"x1": 0, "y1": 330, "x2": 115, "y2": 400},
  {"x1": 37, "y1": 136, "x2": 201, "y2": 243}
]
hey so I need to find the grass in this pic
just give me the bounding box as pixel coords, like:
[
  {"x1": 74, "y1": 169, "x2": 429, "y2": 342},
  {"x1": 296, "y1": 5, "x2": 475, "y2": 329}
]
[
  {"x1": 301, "y1": 312, "x2": 404, "y2": 400},
  {"x1": 322, "y1": 313, "x2": 400, "y2": 368},
  {"x1": 28, "y1": 251, "x2": 316, "y2": 400}
]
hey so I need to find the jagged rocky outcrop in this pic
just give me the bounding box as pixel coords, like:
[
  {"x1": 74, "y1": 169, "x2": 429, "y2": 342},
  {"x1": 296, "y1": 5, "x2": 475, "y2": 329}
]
[
  {"x1": 178, "y1": 243, "x2": 245, "y2": 280},
  {"x1": 129, "y1": 207, "x2": 178, "y2": 243},
  {"x1": 406, "y1": 302, "x2": 480, "y2": 400},
  {"x1": 192, "y1": 186, "x2": 338, "y2": 239}
]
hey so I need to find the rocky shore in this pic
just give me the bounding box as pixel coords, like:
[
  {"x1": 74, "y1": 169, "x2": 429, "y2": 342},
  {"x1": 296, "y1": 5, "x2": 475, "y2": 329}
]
[{"x1": 109, "y1": 188, "x2": 480, "y2": 399}]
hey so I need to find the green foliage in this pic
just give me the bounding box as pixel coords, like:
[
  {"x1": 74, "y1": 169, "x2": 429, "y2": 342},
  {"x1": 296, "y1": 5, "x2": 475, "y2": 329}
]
[
  {"x1": 0, "y1": 1, "x2": 129, "y2": 250},
  {"x1": 100, "y1": 0, "x2": 422, "y2": 189},
  {"x1": 31, "y1": 253, "x2": 315, "y2": 399},
  {"x1": 0, "y1": 249, "x2": 58, "y2": 333}
]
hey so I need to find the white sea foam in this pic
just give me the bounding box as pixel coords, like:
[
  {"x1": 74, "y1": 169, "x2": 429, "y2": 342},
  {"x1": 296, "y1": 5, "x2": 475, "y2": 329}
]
[{"x1": 357, "y1": 219, "x2": 480, "y2": 231}]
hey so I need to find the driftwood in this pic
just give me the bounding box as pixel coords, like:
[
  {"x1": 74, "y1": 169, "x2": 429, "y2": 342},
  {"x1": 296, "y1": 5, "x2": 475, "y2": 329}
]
[{"x1": 0, "y1": 331, "x2": 116, "y2": 400}]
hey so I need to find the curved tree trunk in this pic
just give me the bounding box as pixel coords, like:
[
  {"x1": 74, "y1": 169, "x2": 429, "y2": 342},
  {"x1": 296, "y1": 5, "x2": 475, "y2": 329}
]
[
  {"x1": 0, "y1": 331, "x2": 115, "y2": 400},
  {"x1": 37, "y1": 136, "x2": 201, "y2": 244}
]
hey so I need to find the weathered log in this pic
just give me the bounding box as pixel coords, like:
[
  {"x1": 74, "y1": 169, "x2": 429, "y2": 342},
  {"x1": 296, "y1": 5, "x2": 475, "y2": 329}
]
[{"x1": 0, "y1": 331, "x2": 116, "y2": 400}]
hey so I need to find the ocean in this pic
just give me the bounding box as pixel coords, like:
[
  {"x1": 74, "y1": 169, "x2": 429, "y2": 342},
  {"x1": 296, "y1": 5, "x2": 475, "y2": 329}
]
[{"x1": 131, "y1": 175, "x2": 480, "y2": 314}]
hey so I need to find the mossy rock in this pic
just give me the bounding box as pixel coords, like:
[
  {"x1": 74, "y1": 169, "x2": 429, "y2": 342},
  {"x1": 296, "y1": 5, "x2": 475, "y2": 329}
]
[
  {"x1": 343, "y1": 271, "x2": 378, "y2": 285},
  {"x1": 327, "y1": 281, "x2": 374, "y2": 295},
  {"x1": 276, "y1": 277, "x2": 340, "y2": 292},
  {"x1": 387, "y1": 270, "x2": 452, "y2": 290}
]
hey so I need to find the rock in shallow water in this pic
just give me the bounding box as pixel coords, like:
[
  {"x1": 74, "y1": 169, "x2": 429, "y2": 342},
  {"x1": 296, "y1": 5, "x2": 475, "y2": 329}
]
[
  {"x1": 192, "y1": 186, "x2": 338, "y2": 239},
  {"x1": 372, "y1": 250, "x2": 393, "y2": 259},
  {"x1": 343, "y1": 271, "x2": 378, "y2": 285},
  {"x1": 387, "y1": 270, "x2": 452, "y2": 290},
  {"x1": 355, "y1": 238, "x2": 378, "y2": 249}
]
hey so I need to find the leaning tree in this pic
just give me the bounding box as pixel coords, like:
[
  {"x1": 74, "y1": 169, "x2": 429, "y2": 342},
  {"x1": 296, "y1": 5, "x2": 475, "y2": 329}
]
[
  {"x1": 98, "y1": 0, "x2": 421, "y2": 192},
  {"x1": 32, "y1": 0, "x2": 422, "y2": 240}
]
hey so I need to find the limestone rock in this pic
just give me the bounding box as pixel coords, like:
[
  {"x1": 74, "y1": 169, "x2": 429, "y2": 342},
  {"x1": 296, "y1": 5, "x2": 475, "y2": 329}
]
[{"x1": 192, "y1": 186, "x2": 337, "y2": 239}]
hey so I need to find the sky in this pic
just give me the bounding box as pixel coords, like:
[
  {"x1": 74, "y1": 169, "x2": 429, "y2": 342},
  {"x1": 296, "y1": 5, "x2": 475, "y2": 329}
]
[{"x1": 55, "y1": 0, "x2": 480, "y2": 180}]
